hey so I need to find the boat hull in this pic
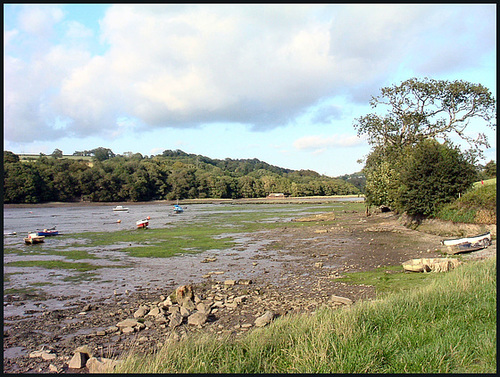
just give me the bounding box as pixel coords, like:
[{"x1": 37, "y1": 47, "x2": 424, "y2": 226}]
[
  {"x1": 36, "y1": 231, "x2": 59, "y2": 237},
  {"x1": 24, "y1": 236, "x2": 45, "y2": 244}
]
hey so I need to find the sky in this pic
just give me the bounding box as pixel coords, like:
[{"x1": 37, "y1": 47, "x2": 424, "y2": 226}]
[{"x1": 3, "y1": 4, "x2": 497, "y2": 177}]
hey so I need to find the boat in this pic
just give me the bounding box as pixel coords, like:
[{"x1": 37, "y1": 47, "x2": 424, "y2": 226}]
[
  {"x1": 4, "y1": 231, "x2": 17, "y2": 236},
  {"x1": 24, "y1": 232, "x2": 45, "y2": 244},
  {"x1": 136, "y1": 219, "x2": 149, "y2": 229},
  {"x1": 113, "y1": 206, "x2": 129, "y2": 212},
  {"x1": 36, "y1": 228, "x2": 59, "y2": 237},
  {"x1": 441, "y1": 232, "x2": 491, "y2": 254},
  {"x1": 173, "y1": 204, "x2": 184, "y2": 213}
]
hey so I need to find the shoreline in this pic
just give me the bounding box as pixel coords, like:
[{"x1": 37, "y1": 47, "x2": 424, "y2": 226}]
[{"x1": 3, "y1": 195, "x2": 365, "y2": 209}]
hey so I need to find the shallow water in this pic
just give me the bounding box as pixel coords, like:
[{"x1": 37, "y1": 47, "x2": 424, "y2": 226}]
[{"x1": 3, "y1": 200, "x2": 357, "y2": 318}]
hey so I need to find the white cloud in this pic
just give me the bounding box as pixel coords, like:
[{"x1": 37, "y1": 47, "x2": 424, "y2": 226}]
[
  {"x1": 293, "y1": 134, "x2": 366, "y2": 151},
  {"x1": 3, "y1": 4, "x2": 496, "y2": 144}
]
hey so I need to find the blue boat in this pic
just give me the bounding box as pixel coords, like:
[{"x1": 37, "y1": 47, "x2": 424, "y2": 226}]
[
  {"x1": 173, "y1": 204, "x2": 184, "y2": 213},
  {"x1": 36, "y1": 228, "x2": 59, "y2": 236}
]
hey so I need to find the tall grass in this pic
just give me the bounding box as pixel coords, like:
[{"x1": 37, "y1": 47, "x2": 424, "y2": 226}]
[{"x1": 114, "y1": 257, "x2": 496, "y2": 374}]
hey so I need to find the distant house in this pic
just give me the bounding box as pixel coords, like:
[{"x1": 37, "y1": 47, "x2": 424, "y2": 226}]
[{"x1": 267, "y1": 193, "x2": 286, "y2": 198}]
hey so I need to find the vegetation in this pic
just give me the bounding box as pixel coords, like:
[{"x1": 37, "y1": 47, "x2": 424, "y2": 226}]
[
  {"x1": 355, "y1": 77, "x2": 496, "y2": 217},
  {"x1": 114, "y1": 257, "x2": 496, "y2": 374},
  {"x1": 3, "y1": 149, "x2": 360, "y2": 204},
  {"x1": 435, "y1": 178, "x2": 496, "y2": 224}
]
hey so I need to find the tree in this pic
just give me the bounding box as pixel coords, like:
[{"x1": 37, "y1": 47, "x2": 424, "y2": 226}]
[
  {"x1": 3, "y1": 151, "x2": 20, "y2": 163},
  {"x1": 354, "y1": 78, "x2": 496, "y2": 158},
  {"x1": 91, "y1": 147, "x2": 115, "y2": 161},
  {"x1": 483, "y1": 160, "x2": 496, "y2": 179},
  {"x1": 51, "y1": 149, "x2": 63, "y2": 158},
  {"x1": 396, "y1": 140, "x2": 477, "y2": 216}
]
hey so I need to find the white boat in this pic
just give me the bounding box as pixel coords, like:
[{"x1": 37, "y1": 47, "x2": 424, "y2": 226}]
[
  {"x1": 136, "y1": 219, "x2": 149, "y2": 229},
  {"x1": 441, "y1": 232, "x2": 492, "y2": 255},
  {"x1": 24, "y1": 232, "x2": 45, "y2": 244},
  {"x1": 441, "y1": 232, "x2": 491, "y2": 246},
  {"x1": 113, "y1": 206, "x2": 129, "y2": 212}
]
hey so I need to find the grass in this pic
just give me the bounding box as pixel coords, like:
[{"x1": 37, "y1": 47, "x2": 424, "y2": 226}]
[
  {"x1": 113, "y1": 257, "x2": 496, "y2": 374},
  {"x1": 435, "y1": 179, "x2": 496, "y2": 224},
  {"x1": 4, "y1": 260, "x2": 104, "y2": 272}
]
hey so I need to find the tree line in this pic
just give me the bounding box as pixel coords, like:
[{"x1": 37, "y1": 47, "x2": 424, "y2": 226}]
[{"x1": 3, "y1": 149, "x2": 361, "y2": 204}]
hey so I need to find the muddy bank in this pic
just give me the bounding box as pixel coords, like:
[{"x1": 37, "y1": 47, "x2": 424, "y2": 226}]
[{"x1": 3, "y1": 210, "x2": 495, "y2": 374}]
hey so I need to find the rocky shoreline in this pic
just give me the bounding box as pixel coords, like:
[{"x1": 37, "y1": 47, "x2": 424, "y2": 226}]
[{"x1": 3, "y1": 210, "x2": 495, "y2": 374}]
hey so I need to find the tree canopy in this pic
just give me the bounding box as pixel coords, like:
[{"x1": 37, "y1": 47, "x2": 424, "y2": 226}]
[
  {"x1": 356, "y1": 78, "x2": 494, "y2": 216},
  {"x1": 354, "y1": 77, "x2": 496, "y2": 158}
]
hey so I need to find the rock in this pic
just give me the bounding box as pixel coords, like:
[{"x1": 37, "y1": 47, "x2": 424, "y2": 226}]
[
  {"x1": 68, "y1": 351, "x2": 89, "y2": 369},
  {"x1": 187, "y1": 312, "x2": 207, "y2": 326},
  {"x1": 254, "y1": 311, "x2": 275, "y2": 327},
  {"x1": 146, "y1": 307, "x2": 161, "y2": 317},
  {"x1": 49, "y1": 364, "x2": 60, "y2": 373},
  {"x1": 237, "y1": 279, "x2": 252, "y2": 285},
  {"x1": 180, "y1": 306, "x2": 191, "y2": 317},
  {"x1": 41, "y1": 351, "x2": 57, "y2": 361},
  {"x1": 314, "y1": 262, "x2": 324, "y2": 268},
  {"x1": 122, "y1": 327, "x2": 135, "y2": 334},
  {"x1": 330, "y1": 295, "x2": 353, "y2": 306},
  {"x1": 182, "y1": 299, "x2": 196, "y2": 311},
  {"x1": 169, "y1": 311, "x2": 183, "y2": 328},
  {"x1": 196, "y1": 302, "x2": 210, "y2": 314},
  {"x1": 168, "y1": 305, "x2": 180, "y2": 314},
  {"x1": 116, "y1": 318, "x2": 141, "y2": 329},
  {"x1": 224, "y1": 280, "x2": 236, "y2": 286},
  {"x1": 86, "y1": 357, "x2": 119, "y2": 373},
  {"x1": 133, "y1": 305, "x2": 149, "y2": 318},
  {"x1": 175, "y1": 285, "x2": 194, "y2": 305}
]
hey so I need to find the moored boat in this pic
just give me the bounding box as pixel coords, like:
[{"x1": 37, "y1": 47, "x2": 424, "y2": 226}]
[
  {"x1": 24, "y1": 232, "x2": 45, "y2": 244},
  {"x1": 173, "y1": 204, "x2": 184, "y2": 213},
  {"x1": 36, "y1": 229, "x2": 59, "y2": 237},
  {"x1": 113, "y1": 206, "x2": 129, "y2": 212},
  {"x1": 136, "y1": 219, "x2": 149, "y2": 229}
]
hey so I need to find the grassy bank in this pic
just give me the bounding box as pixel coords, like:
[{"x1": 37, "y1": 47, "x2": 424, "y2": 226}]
[{"x1": 114, "y1": 257, "x2": 496, "y2": 374}]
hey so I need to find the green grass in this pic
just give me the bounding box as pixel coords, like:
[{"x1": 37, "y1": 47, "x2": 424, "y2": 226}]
[
  {"x1": 333, "y1": 264, "x2": 456, "y2": 297},
  {"x1": 435, "y1": 180, "x2": 496, "y2": 224},
  {"x1": 114, "y1": 257, "x2": 496, "y2": 374},
  {"x1": 5, "y1": 260, "x2": 104, "y2": 272}
]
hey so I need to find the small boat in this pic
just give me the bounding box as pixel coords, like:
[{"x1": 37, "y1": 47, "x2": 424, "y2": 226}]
[
  {"x1": 173, "y1": 204, "x2": 184, "y2": 213},
  {"x1": 36, "y1": 228, "x2": 59, "y2": 237},
  {"x1": 24, "y1": 232, "x2": 45, "y2": 244},
  {"x1": 113, "y1": 206, "x2": 129, "y2": 212},
  {"x1": 441, "y1": 232, "x2": 491, "y2": 254},
  {"x1": 4, "y1": 231, "x2": 17, "y2": 236},
  {"x1": 136, "y1": 219, "x2": 149, "y2": 229}
]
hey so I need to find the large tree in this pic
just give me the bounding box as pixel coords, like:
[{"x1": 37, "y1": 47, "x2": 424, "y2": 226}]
[
  {"x1": 356, "y1": 78, "x2": 494, "y2": 216},
  {"x1": 354, "y1": 77, "x2": 496, "y2": 157}
]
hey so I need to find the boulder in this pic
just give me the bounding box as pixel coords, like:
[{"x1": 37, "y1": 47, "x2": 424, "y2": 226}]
[
  {"x1": 330, "y1": 295, "x2": 353, "y2": 306},
  {"x1": 169, "y1": 311, "x2": 183, "y2": 328},
  {"x1": 254, "y1": 311, "x2": 275, "y2": 327},
  {"x1": 402, "y1": 258, "x2": 462, "y2": 273},
  {"x1": 133, "y1": 305, "x2": 149, "y2": 318},
  {"x1": 68, "y1": 351, "x2": 89, "y2": 369},
  {"x1": 187, "y1": 312, "x2": 207, "y2": 326},
  {"x1": 86, "y1": 357, "x2": 120, "y2": 373}
]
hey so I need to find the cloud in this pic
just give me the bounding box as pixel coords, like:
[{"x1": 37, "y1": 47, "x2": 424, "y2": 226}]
[
  {"x1": 293, "y1": 134, "x2": 366, "y2": 151},
  {"x1": 4, "y1": 4, "x2": 496, "y2": 144}
]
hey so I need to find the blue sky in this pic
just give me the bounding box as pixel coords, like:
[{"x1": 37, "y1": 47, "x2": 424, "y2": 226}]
[{"x1": 3, "y1": 4, "x2": 496, "y2": 176}]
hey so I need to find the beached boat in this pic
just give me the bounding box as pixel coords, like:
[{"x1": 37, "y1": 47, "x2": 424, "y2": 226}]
[
  {"x1": 24, "y1": 233, "x2": 45, "y2": 244},
  {"x1": 136, "y1": 219, "x2": 149, "y2": 229},
  {"x1": 4, "y1": 231, "x2": 17, "y2": 236},
  {"x1": 173, "y1": 204, "x2": 184, "y2": 213},
  {"x1": 441, "y1": 232, "x2": 491, "y2": 254},
  {"x1": 36, "y1": 228, "x2": 59, "y2": 236},
  {"x1": 113, "y1": 206, "x2": 129, "y2": 212}
]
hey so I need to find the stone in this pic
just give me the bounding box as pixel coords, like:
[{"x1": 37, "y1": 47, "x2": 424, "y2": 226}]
[
  {"x1": 187, "y1": 312, "x2": 207, "y2": 326},
  {"x1": 86, "y1": 357, "x2": 119, "y2": 373},
  {"x1": 196, "y1": 302, "x2": 210, "y2": 314},
  {"x1": 237, "y1": 279, "x2": 252, "y2": 285},
  {"x1": 176, "y1": 285, "x2": 194, "y2": 305},
  {"x1": 68, "y1": 351, "x2": 89, "y2": 369},
  {"x1": 314, "y1": 262, "x2": 324, "y2": 268},
  {"x1": 116, "y1": 318, "x2": 141, "y2": 329},
  {"x1": 224, "y1": 280, "x2": 236, "y2": 286},
  {"x1": 146, "y1": 307, "x2": 161, "y2": 317},
  {"x1": 133, "y1": 306, "x2": 149, "y2": 318},
  {"x1": 180, "y1": 306, "x2": 191, "y2": 317},
  {"x1": 41, "y1": 351, "x2": 56, "y2": 361},
  {"x1": 48, "y1": 364, "x2": 60, "y2": 373},
  {"x1": 182, "y1": 299, "x2": 196, "y2": 311},
  {"x1": 169, "y1": 311, "x2": 183, "y2": 328},
  {"x1": 329, "y1": 295, "x2": 353, "y2": 306},
  {"x1": 254, "y1": 311, "x2": 275, "y2": 327},
  {"x1": 122, "y1": 327, "x2": 135, "y2": 334}
]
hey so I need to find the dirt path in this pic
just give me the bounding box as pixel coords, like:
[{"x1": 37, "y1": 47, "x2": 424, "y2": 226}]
[{"x1": 3, "y1": 210, "x2": 495, "y2": 373}]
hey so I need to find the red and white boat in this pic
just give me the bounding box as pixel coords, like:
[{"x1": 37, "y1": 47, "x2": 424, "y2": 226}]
[{"x1": 136, "y1": 219, "x2": 149, "y2": 229}]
